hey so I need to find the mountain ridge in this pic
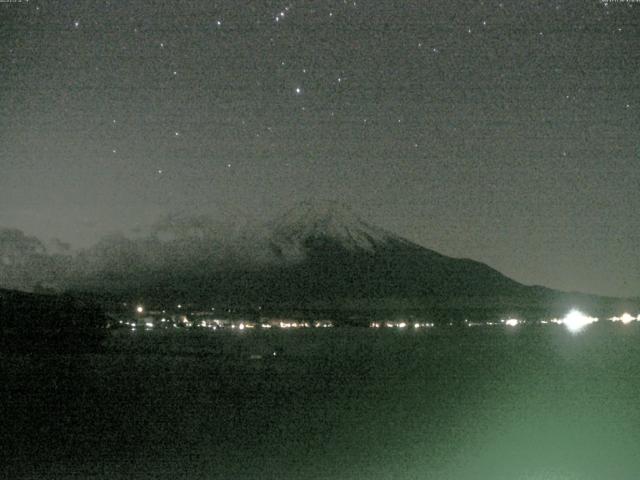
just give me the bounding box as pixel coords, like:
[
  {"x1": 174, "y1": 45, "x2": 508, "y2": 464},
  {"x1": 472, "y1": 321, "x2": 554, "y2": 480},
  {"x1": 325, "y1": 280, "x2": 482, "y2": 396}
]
[{"x1": 2, "y1": 201, "x2": 638, "y2": 319}]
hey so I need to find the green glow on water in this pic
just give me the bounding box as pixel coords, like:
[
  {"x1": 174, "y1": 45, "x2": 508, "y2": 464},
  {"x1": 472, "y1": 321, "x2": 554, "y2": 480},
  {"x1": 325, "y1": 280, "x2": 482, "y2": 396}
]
[{"x1": 3, "y1": 326, "x2": 640, "y2": 479}]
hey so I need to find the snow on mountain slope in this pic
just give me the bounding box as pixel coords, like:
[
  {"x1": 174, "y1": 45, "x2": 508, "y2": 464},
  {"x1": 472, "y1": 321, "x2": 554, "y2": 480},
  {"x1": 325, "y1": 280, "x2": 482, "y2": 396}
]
[{"x1": 266, "y1": 200, "x2": 411, "y2": 260}]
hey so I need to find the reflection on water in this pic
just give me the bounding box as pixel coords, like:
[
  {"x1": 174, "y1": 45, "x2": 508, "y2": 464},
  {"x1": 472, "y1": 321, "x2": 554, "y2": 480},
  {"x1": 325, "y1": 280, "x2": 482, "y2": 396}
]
[{"x1": 3, "y1": 323, "x2": 640, "y2": 479}]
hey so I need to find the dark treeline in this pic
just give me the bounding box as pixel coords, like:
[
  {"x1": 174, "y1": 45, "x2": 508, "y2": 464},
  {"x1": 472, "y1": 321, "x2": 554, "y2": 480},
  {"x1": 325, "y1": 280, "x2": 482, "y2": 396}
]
[{"x1": 0, "y1": 289, "x2": 108, "y2": 352}]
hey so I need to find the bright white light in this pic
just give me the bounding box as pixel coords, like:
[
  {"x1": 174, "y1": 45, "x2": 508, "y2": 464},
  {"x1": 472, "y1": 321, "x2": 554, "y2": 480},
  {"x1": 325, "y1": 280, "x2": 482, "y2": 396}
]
[
  {"x1": 136, "y1": 306, "x2": 144, "y2": 314},
  {"x1": 621, "y1": 313, "x2": 635, "y2": 324},
  {"x1": 398, "y1": 322, "x2": 407, "y2": 328},
  {"x1": 611, "y1": 313, "x2": 636, "y2": 324},
  {"x1": 504, "y1": 318, "x2": 519, "y2": 327},
  {"x1": 145, "y1": 322, "x2": 154, "y2": 328},
  {"x1": 238, "y1": 323, "x2": 245, "y2": 330},
  {"x1": 560, "y1": 309, "x2": 598, "y2": 333}
]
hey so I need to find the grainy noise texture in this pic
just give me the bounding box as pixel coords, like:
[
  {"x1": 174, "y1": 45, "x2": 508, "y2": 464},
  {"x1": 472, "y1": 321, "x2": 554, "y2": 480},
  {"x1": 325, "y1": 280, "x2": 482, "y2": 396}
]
[{"x1": 1, "y1": 0, "x2": 639, "y2": 295}]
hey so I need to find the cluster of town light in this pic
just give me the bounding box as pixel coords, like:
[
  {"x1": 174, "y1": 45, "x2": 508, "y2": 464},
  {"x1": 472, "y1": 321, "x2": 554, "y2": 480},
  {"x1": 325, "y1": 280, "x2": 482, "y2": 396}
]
[
  {"x1": 126, "y1": 307, "x2": 334, "y2": 331},
  {"x1": 369, "y1": 322, "x2": 435, "y2": 329},
  {"x1": 501, "y1": 310, "x2": 599, "y2": 332},
  {"x1": 610, "y1": 313, "x2": 640, "y2": 324},
  {"x1": 550, "y1": 309, "x2": 599, "y2": 332},
  {"x1": 127, "y1": 305, "x2": 639, "y2": 334}
]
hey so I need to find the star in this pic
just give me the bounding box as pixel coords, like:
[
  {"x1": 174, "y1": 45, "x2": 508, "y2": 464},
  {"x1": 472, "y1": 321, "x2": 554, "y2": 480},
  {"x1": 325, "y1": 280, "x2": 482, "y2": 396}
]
[
  {"x1": 295, "y1": 87, "x2": 302, "y2": 95},
  {"x1": 73, "y1": 20, "x2": 80, "y2": 28},
  {"x1": 174, "y1": 131, "x2": 180, "y2": 136}
]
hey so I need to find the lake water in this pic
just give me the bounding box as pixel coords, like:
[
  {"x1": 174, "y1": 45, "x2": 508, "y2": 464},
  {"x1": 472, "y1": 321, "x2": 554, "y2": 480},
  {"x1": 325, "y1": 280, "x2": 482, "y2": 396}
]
[{"x1": 3, "y1": 324, "x2": 640, "y2": 479}]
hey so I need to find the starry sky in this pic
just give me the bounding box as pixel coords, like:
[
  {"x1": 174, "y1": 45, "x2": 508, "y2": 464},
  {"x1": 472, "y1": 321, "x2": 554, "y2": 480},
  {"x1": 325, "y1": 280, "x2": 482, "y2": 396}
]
[{"x1": 1, "y1": 0, "x2": 639, "y2": 297}]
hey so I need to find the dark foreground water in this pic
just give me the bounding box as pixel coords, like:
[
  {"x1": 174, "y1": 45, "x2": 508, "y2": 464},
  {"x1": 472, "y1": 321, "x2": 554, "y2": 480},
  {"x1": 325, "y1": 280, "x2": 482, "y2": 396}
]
[{"x1": 3, "y1": 324, "x2": 640, "y2": 480}]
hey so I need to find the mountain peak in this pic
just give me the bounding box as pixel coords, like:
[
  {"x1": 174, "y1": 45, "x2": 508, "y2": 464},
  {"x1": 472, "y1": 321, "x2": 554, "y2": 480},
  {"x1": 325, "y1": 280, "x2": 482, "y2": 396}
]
[{"x1": 268, "y1": 200, "x2": 399, "y2": 255}]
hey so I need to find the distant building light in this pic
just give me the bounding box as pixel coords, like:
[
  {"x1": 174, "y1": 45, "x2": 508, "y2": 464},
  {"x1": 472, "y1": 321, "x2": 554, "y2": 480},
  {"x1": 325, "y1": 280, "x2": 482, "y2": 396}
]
[
  {"x1": 557, "y1": 309, "x2": 598, "y2": 333},
  {"x1": 610, "y1": 313, "x2": 636, "y2": 324}
]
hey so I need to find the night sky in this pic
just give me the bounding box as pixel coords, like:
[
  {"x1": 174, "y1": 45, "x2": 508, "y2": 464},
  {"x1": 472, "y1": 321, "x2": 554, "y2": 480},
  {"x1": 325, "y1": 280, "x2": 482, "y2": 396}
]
[{"x1": 1, "y1": 0, "x2": 638, "y2": 297}]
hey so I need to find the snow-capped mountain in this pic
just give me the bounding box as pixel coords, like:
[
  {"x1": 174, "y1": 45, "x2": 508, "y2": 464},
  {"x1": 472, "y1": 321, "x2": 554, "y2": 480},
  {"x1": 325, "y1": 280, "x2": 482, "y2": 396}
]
[
  {"x1": 268, "y1": 200, "x2": 400, "y2": 256},
  {"x1": 6, "y1": 200, "x2": 633, "y2": 319}
]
